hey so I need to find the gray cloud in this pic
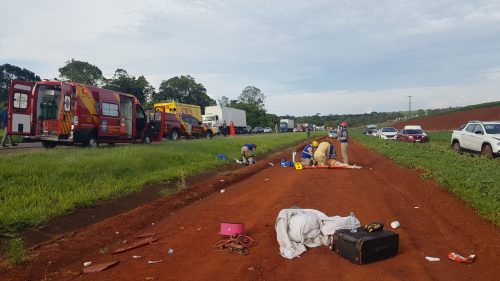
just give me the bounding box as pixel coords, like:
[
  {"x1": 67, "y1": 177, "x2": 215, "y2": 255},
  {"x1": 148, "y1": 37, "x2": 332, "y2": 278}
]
[{"x1": 1, "y1": 0, "x2": 499, "y2": 115}]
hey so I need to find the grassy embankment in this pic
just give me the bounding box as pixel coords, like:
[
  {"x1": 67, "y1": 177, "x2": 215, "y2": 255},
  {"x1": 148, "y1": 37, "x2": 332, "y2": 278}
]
[
  {"x1": 0, "y1": 132, "x2": 320, "y2": 233},
  {"x1": 352, "y1": 130, "x2": 500, "y2": 227}
]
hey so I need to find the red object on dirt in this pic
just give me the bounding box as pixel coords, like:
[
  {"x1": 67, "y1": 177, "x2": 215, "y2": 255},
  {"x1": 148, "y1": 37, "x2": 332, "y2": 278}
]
[
  {"x1": 82, "y1": 261, "x2": 119, "y2": 274},
  {"x1": 229, "y1": 121, "x2": 235, "y2": 136},
  {"x1": 448, "y1": 252, "x2": 476, "y2": 263},
  {"x1": 219, "y1": 222, "x2": 245, "y2": 236},
  {"x1": 111, "y1": 237, "x2": 158, "y2": 254}
]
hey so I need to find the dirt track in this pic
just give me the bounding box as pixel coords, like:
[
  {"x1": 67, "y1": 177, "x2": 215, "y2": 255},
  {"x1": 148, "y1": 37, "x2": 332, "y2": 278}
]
[
  {"x1": 1, "y1": 138, "x2": 499, "y2": 281},
  {"x1": 393, "y1": 105, "x2": 500, "y2": 131}
]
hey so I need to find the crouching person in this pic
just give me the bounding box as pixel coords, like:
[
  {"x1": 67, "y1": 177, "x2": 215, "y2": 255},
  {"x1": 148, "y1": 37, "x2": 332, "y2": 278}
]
[
  {"x1": 237, "y1": 143, "x2": 257, "y2": 165},
  {"x1": 313, "y1": 140, "x2": 336, "y2": 166},
  {"x1": 300, "y1": 140, "x2": 319, "y2": 166}
]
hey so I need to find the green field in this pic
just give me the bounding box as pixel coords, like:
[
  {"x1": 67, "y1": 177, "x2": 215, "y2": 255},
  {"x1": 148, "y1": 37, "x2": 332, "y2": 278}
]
[
  {"x1": 351, "y1": 130, "x2": 500, "y2": 226},
  {"x1": 0, "y1": 132, "x2": 319, "y2": 233}
]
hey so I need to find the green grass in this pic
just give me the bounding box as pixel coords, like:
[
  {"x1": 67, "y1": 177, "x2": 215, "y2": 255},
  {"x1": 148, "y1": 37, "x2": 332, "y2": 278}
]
[
  {"x1": 0, "y1": 132, "x2": 322, "y2": 233},
  {"x1": 352, "y1": 130, "x2": 500, "y2": 226},
  {"x1": 4, "y1": 238, "x2": 25, "y2": 266}
]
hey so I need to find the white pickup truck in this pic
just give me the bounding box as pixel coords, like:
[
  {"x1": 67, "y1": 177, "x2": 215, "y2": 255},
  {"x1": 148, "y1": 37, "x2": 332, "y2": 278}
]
[{"x1": 451, "y1": 120, "x2": 500, "y2": 158}]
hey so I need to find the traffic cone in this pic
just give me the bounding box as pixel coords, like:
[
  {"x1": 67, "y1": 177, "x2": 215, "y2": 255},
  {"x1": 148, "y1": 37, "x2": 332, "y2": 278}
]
[{"x1": 230, "y1": 121, "x2": 235, "y2": 136}]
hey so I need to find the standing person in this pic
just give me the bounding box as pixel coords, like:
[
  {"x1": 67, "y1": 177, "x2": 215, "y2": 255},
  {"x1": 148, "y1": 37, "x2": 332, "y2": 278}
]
[
  {"x1": 0, "y1": 102, "x2": 17, "y2": 147},
  {"x1": 275, "y1": 123, "x2": 278, "y2": 134},
  {"x1": 306, "y1": 127, "x2": 311, "y2": 138},
  {"x1": 339, "y1": 121, "x2": 349, "y2": 164},
  {"x1": 301, "y1": 140, "x2": 319, "y2": 166},
  {"x1": 313, "y1": 139, "x2": 336, "y2": 166},
  {"x1": 236, "y1": 143, "x2": 257, "y2": 165},
  {"x1": 221, "y1": 120, "x2": 227, "y2": 137}
]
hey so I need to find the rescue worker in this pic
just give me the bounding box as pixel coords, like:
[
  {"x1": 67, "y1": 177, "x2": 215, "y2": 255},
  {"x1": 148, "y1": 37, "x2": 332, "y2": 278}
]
[
  {"x1": 313, "y1": 139, "x2": 336, "y2": 166},
  {"x1": 1, "y1": 102, "x2": 17, "y2": 147},
  {"x1": 339, "y1": 121, "x2": 349, "y2": 164},
  {"x1": 301, "y1": 140, "x2": 319, "y2": 166},
  {"x1": 236, "y1": 143, "x2": 257, "y2": 165}
]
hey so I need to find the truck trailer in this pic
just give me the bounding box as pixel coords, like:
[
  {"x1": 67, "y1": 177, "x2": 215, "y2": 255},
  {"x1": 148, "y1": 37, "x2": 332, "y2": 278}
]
[
  {"x1": 279, "y1": 119, "x2": 295, "y2": 132},
  {"x1": 7, "y1": 80, "x2": 164, "y2": 148},
  {"x1": 153, "y1": 102, "x2": 202, "y2": 121},
  {"x1": 202, "y1": 105, "x2": 247, "y2": 134}
]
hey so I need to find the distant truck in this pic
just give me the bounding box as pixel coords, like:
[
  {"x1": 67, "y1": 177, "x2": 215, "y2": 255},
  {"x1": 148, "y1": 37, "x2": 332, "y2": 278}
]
[
  {"x1": 202, "y1": 105, "x2": 247, "y2": 134},
  {"x1": 280, "y1": 119, "x2": 295, "y2": 132},
  {"x1": 364, "y1": 124, "x2": 378, "y2": 135},
  {"x1": 7, "y1": 80, "x2": 163, "y2": 148}
]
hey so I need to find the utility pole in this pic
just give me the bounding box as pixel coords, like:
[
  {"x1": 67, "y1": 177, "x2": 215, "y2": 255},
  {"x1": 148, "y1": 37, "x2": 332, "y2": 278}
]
[{"x1": 407, "y1": 96, "x2": 413, "y2": 118}]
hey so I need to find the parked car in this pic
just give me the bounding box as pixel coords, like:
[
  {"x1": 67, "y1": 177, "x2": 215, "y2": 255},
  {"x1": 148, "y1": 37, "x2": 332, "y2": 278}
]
[
  {"x1": 328, "y1": 130, "x2": 338, "y2": 138},
  {"x1": 160, "y1": 112, "x2": 211, "y2": 140},
  {"x1": 379, "y1": 127, "x2": 398, "y2": 140},
  {"x1": 451, "y1": 120, "x2": 500, "y2": 158},
  {"x1": 396, "y1": 128, "x2": 428, "y2": 143},
  {"x1": 263, "y1": 127, "x2": 272, "y2": 133},
  {"x1": 252, "y1": 126, "x2": 264, "y2": 134}
]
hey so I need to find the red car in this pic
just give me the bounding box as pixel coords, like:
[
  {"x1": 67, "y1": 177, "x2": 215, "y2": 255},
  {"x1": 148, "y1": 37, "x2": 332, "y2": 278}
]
[{"x1": 396, "y1": 128, "x2": 428, "y2": 143}]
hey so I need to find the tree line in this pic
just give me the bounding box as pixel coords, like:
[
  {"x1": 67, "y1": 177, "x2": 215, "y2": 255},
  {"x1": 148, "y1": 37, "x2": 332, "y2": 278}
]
[
  {"x1": 0, "y1": 60, "x2": 280, "y2": 127},
  {"x1": 1, "y1": 60, "x2": 417, "y2": 128}
]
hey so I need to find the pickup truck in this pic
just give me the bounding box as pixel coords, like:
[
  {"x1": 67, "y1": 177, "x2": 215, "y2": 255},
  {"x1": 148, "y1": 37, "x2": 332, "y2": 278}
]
[{"x1": 451, "y1": 120, "x2": 500, "y2": 158}]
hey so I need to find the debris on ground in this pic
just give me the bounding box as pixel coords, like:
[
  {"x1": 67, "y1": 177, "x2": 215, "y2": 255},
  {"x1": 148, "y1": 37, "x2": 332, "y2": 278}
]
[
  {"x1": 220, "y1": 189, "x2": 225, "y2": 193},
  {"x1": 147, "y1": 260, "x2": 163, "y2": 264},
  {"x1": 214, "y1": 234, "x2": 257, "y2": 256},
  {"x1": 134, "y1": 233, "x2": 156, "y2": 239},
  {"x1": 83, "y1": 261, "x2": 119, "y2": 273},
  {"x1": 132, "y1": 255, "x2": 142, "y2": 259},
  {"x1": 264, "y1": 178, "x2": 270, "y2": 182},
  {"x1": 248, "y1": 266, "x2": 255, "y2": 271},
  {"x1": 216, "y1": 154, "x2": 229, "y2": 161},
  {"x1": 83, "y1": 261, "x2": 92, "y2": 267},
  {"x1": 448, "y1": 252, "x2": 476, "y2": 263},
  {"x1": 425, "y1": 256, "x2": 440, "y2": 262},
  {"x1": 111, "y1": 238, "x2": 158, "y2": 254},
  {"x1": 390, "y1": 221, "x2": 400, "y2": 229},
  {"x1": 168, "y1": 248, "x2": 174, "y2": 255}
]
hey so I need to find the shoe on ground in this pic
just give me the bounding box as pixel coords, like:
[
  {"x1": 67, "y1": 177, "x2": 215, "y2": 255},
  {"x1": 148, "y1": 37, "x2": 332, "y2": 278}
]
[
  {"x1": 12, "y1": 143, "x2": 18, "y2": 146},
  {"x1": 2, "y1": 144, "x2": 7, "y2": 147}
]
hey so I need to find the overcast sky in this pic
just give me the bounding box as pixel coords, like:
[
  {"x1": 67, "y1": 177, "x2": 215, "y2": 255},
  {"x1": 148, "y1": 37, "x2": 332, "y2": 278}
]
[{"x1": 1, "y1": 0, "x2": 499, "y2": 115}]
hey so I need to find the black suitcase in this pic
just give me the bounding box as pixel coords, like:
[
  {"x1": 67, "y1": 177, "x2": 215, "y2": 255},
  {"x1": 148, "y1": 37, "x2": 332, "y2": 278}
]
[{"x1": 332, "y1": 227, "x2": 399, "y2": 264}]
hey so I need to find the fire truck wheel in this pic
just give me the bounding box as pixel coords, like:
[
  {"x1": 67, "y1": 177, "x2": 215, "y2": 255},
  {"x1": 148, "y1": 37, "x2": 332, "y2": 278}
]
[
  {"x1": 87, "y1": 136, "x2": 98, "y2": 148},
  {"x1": 42, "y1": 141, "x2": 57, "y2": 149},
  {"x1": 143, "y1": 134, "x2": 152, "y2": 144}
]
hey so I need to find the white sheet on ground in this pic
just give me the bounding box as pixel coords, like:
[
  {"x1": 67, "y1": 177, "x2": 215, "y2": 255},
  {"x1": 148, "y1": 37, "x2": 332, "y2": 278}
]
[{"x1": 275, "y1": 208, "x2": 360, "y2": 259}]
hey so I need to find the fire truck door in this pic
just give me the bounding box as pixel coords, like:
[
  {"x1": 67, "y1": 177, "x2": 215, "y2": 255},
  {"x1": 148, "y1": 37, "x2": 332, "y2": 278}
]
[
  {"x1": 58, "y1": 82, "x2": 73, "y2": 138},
  {"x1": 7, "y1": 80, "x2": 35, "y2": 135},
  {"x1": 135, "y1": 104, "x2": 146, "y2": 140}
]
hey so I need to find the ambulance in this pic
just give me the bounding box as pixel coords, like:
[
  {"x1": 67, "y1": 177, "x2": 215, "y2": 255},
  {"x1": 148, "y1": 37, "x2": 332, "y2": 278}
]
[{"x1": 7, "y1": 80, "x2": 165, "y2": 148}]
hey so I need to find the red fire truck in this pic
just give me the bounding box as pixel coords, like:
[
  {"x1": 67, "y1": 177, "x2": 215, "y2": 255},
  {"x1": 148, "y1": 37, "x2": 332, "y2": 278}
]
[{"x1": 7, "y1": 80, "x2": 165, "y2": 148}]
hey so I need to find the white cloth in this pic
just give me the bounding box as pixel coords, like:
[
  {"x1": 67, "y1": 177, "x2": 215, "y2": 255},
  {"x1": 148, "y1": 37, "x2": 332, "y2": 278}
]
[{"x1": 275, "y1": 208, "x2": 360, "y2": 259}]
